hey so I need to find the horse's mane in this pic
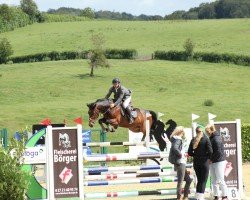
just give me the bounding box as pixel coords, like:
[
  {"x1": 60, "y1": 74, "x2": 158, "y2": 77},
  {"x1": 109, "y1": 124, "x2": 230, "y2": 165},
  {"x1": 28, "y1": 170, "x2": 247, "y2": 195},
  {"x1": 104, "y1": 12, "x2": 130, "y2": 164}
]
[{"x1": 95, "y1": 98, "x2": 109, "y2": 103}]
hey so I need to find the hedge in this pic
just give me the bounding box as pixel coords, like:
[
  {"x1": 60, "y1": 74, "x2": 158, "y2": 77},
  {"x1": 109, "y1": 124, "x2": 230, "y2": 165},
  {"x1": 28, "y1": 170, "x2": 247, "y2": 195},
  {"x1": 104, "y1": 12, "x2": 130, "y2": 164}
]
[
  {"x1": 154, "y1": 50, "x2": 188, "y2": 61},
  {"x1": 8, "y1": 49, "x2": 137, "y2": 64},
  {"x1": 9, "y1": 51, "x2": 88, "y2": 64},
  {"x1": 105, "y1": 49, "x2": 137, "y2": 59},
  {"x1": 44, "y1": 14, "x2": 88, "y2": 22},
  {"x1": 194, "y1": 52, "x2": 250, "y2": 66},
  {"x1": 153, "y1": 50, "x2": 250, "y2": 66},
  {"x1": 242, "y1": 124, "x2": 250, "y2": 162}
]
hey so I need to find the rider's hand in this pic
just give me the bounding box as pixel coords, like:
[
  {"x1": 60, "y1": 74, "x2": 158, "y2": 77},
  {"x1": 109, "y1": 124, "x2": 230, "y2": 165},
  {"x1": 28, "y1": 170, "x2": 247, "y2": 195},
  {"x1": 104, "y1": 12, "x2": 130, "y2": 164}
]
[{"x1": 110, "y1": 103, "x2": 115, "y2": 108}]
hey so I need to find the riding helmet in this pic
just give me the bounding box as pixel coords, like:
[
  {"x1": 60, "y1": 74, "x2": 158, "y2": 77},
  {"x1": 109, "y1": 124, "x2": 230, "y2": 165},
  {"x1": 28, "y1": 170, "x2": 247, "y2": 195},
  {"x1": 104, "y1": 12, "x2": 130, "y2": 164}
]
[{"x1": 112, "y1": 78, "x2": 120, "y2": 84}]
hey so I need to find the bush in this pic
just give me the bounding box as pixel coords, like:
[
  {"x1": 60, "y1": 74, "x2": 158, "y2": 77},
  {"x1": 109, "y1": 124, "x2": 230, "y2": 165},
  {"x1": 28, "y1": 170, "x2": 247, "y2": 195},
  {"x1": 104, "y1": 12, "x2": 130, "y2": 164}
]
[
  {"x1": 0, "y1": 5, "x2": 31, "y2": 33},
  {"x1": 0, "y1": 38, "x2": 13, "y2": 64},
  {"x1": 242, "y1": 124, "x2": 250, "y2": 162},
  {"x1": 0, "y1": 133, "x2": 31, "y2": 199},
  {"x1": 203, "y1": 99, "x2": 214, "y2": 106}
]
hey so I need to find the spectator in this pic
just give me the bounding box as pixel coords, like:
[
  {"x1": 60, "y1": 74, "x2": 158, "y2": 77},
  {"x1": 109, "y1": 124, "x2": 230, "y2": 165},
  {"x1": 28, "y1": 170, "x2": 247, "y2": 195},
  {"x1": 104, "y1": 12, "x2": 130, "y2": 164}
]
[
  {"x1": 168, "y1": 126, "x2": 193, "y2": 200},
  {"x1": 188, "y1": 126, "x2": 213, "y2": 200},
  {"x1": 206, "y1": 124, "x2": 228, "y2": 200}
]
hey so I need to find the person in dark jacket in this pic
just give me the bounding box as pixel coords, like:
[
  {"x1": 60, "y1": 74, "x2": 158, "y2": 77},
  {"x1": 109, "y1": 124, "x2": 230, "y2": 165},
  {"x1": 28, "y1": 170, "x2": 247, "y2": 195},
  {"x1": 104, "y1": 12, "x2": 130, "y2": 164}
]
[
  {"x1": 168, "y1": 126, "x2": 192, "y2": 200},
  {"x1": 206, "y1": 124, "x2": 229, "y2": 200},
  {"x1": 188, "y1": 126, "x2": 213, "y2": 200},
  {"x1": 105, "y1": 78, "x2": 133, "y2": 123}
]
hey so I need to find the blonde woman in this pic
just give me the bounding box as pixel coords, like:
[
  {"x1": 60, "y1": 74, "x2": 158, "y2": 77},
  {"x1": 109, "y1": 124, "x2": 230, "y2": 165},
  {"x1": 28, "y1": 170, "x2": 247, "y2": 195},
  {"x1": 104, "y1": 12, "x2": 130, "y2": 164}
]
[
  {"x1": 168, "y1": 126, "x2": 192, "y2": 200},
  {"x1": 188, "y1": 127, "x2": 213, "y2": 200},
  {"x1": 206, "y1": 124, "x2": 229, "y2": 200}
]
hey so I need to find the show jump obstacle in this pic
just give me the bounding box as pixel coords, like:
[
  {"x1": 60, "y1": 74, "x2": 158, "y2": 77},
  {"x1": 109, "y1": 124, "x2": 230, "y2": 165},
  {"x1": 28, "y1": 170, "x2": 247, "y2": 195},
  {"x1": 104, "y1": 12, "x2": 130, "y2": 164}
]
[{"x1": 21, "y1": 115, "x2": 243, "y2": 200}]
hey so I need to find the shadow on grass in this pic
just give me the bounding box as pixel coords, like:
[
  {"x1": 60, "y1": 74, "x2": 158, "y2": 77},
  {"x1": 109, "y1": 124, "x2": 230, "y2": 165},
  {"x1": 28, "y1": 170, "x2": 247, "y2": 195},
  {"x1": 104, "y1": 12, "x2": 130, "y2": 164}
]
[{"x1": 74, "y1": 73, "x2": 103, "y2": 79}]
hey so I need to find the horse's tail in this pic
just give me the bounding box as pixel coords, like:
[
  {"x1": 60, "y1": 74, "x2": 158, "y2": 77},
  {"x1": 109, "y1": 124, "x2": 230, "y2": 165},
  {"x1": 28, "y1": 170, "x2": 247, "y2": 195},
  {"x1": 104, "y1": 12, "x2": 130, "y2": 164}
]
[
  {"x1": 147, "y1": 110, "x2": 166, "y2": 152},
  {"x1": 148, "y1": 110, "x2": 157, "y2": 128}
]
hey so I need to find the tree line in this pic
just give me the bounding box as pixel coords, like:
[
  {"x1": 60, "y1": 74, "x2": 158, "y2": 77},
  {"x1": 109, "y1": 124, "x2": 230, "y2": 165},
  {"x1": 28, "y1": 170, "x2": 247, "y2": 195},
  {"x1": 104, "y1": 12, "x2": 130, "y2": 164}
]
[
  {"x1": 165, "y1": 0, "x2": 250, "y2": 20},
  {"x1": 48, "y1": 0, "x2": 250, "y2": 20},
  {"x1": 0, "y1": 0, "x2": 249, "y2": 33}
]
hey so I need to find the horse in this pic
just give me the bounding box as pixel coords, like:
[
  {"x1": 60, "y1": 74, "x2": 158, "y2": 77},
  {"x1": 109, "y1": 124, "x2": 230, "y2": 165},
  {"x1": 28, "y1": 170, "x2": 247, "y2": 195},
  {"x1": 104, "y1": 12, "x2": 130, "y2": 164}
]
[{"x1": 87, "y1": 98, "x2": 167, "y2": 151}]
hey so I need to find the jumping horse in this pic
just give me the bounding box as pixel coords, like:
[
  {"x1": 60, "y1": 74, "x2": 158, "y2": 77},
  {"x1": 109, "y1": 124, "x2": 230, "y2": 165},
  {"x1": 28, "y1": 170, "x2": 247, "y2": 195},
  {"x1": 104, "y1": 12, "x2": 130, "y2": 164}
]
[{"x1": 86, "y1": 98, "x2": 174, "y2": 151}]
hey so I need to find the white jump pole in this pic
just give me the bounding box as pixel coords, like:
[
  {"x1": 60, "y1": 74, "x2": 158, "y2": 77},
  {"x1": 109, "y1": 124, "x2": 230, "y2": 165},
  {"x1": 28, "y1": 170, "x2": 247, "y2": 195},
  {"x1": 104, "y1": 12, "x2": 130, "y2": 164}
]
[
  {"x1": 145, "y1": 112, "x2": 151, "y2": 150},
  {"x1": 236, "y1": 119, "x2": 243, "y2": 198}
]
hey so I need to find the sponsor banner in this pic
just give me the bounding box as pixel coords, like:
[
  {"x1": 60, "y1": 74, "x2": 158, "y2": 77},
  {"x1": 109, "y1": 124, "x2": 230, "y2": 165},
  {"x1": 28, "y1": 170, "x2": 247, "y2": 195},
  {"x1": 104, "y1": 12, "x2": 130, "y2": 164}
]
[
  {"x1": 50, "y1": 128, "x2": 81, "y2": 199},
  {"x1": 214, "y1": 123, "x2": 238, "y2": 188},
  {"x1": 214, "y1": 121, "x2": 242, "y2": 199},
  {"x1": 22, "y1": 146, "x2": 46, "y2": 164}
]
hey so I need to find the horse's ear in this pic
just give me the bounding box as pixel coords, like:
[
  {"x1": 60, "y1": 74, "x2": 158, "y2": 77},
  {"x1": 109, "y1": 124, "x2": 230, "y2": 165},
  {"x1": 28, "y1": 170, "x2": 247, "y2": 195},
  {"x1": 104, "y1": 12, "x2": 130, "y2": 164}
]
[{"x1": 87, "y1": 103, "x2": 96, "y2": 108}]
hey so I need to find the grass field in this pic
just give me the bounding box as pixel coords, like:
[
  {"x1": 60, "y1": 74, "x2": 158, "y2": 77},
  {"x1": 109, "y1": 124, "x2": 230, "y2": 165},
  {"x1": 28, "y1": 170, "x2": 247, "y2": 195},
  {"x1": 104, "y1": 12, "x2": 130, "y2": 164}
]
[
  {"x1": 0, "y1": 59, "x2": 249, "y2": 135},
  {"x1": 0, "y1": 19, "x2": 250, "y2": 57}
]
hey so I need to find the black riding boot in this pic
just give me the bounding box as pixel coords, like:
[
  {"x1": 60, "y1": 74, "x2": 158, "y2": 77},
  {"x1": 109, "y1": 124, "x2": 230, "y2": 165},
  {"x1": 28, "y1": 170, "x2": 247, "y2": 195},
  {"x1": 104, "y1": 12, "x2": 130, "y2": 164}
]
[{"x1": 125, "y1": 107, "x2": 134, "y2": 124}]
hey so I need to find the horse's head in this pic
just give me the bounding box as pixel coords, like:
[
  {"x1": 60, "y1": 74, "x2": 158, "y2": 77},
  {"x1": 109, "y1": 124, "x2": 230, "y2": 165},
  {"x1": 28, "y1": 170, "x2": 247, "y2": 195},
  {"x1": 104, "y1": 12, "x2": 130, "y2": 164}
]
[
  {"x1": 87, "y1": 102, "x2": 99, "y2": 127},
  {"x1": 87, "y1": 98, "x2": 111, "y2": 127}
]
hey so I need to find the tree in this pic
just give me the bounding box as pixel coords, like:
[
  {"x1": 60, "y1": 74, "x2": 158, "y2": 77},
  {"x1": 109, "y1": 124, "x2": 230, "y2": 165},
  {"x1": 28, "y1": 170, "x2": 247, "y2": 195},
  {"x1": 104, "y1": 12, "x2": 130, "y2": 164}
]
[
  {"x1": 0, "y1": 38, "x2": 13, "y2": 64},
  {"x1": 183, "y1": 38, "x2": 195, "y2": 59},
  {"x1": 198, "y1": 3, "x2": 216, "y2": 19},
  {"x1": 20, "y1": 0, "x2": 39, "y2": 21},
  {"x1": 80, "y1": 7, "x2": 95, "y2": 19},
  {"x1": 88, "y1": 33, "x2": 109, "y2": 76},
  {"x1": 165, "y1": 10, "x2": 185, "y2": 20}
]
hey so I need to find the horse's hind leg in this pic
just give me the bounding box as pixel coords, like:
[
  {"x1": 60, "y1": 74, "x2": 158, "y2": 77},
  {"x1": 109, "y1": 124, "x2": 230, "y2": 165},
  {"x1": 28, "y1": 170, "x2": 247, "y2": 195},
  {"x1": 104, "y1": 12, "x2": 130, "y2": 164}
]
[{"x1": 141, "y1": 134, "x2": 146, "y2": 141}]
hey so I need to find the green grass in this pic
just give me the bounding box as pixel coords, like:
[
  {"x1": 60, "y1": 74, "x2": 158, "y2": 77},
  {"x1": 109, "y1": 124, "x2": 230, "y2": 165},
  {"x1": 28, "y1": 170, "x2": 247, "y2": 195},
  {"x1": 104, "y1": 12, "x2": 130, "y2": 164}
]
[
  {"x1": 0, "y1": 19, "x2": 250, "y2": 57},
  {"x1": 0, "y1": 59, "x2": 249, "y2": 137}
]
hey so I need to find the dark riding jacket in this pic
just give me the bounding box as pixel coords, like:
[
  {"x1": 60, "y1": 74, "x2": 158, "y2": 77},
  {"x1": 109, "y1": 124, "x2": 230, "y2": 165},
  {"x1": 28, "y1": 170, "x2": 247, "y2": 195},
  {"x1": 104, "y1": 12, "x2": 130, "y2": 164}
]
[
  {"x1": 188, "y1": 136, "x2": 213, "y2": 165},
  {"x1": 209, "y1": 131, "x2": 225, "y2": 163},
  {"x1": 105, "y1": 85, "x2": 131, "y2": 106}
]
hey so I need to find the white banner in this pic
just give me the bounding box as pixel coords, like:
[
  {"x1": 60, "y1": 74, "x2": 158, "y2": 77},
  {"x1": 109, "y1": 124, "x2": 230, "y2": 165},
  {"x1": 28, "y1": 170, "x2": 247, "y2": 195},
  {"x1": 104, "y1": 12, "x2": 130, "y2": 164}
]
[{"x1": 22, "y1": 146, "x2": 46, "y2": 164}]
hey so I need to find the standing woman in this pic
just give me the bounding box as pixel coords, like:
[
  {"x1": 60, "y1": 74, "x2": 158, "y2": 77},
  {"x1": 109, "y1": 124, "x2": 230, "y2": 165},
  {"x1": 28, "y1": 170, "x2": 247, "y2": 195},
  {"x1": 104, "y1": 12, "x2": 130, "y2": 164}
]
[
  {"x1": 188, "y1": 127, "x2": 213, "y2": 200},
  {"x1": 206, "y1": 124, "x2": 229, "y2": 200},
  {"x1": 168, "y1": 126, "x2": 193, "y2": 200}
]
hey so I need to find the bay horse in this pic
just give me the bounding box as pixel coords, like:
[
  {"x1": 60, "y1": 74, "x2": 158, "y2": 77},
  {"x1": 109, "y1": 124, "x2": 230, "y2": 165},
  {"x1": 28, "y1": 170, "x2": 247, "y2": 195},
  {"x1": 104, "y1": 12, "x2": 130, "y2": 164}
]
[{"x1": 87, "y1": 98, "x2": 167, "y2": 151}]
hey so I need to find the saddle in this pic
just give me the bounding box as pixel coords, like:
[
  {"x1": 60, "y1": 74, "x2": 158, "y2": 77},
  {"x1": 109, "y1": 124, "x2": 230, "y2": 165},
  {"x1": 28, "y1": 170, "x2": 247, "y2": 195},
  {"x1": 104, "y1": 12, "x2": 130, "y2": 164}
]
[{"x1": 120, "y1": 105, "x2": 137, "y2": 119}]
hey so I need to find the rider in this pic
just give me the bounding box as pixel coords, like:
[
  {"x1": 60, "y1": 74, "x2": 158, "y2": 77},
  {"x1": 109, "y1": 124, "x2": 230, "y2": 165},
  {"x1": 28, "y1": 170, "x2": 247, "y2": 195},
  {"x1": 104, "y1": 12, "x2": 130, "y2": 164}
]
[{"x1": 105, "y1": 78, "x2": 134, "y2": 124}]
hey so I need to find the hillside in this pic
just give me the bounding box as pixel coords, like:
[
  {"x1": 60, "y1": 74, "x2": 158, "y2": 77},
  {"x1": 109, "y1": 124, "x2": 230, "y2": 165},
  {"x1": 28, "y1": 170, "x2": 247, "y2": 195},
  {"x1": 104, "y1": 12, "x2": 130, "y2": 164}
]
[
  {"x1": 0, "y1": 59, "x2": 249, "y2": 134},
  {"x1": 0, "y1": 19, "x2": 249, "y2": 57}
]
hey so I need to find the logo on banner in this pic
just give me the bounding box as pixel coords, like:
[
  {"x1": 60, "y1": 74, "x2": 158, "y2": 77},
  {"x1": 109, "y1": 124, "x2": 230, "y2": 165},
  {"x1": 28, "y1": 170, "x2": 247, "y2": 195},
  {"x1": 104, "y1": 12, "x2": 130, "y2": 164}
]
[
  {"x1": 224, "y1": 160, "x2": 233, "y2": 177},
  {"x1": 220, "y1": 127, "x2": 231, "y2": 142},
  {"x1": 59, "y1": 167, "x2": 73, "y2": 184},
  {"x1": 59, "y1": 133, "x2": 71, "y2": 148}
]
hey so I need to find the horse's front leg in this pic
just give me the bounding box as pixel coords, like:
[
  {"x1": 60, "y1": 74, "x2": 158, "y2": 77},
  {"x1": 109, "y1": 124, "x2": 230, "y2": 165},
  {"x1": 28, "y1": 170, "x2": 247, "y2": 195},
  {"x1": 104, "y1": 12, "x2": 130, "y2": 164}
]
[
  {"x1": 98, "y1": 118, "x2": 109, "y2": 132},
  {"x1": 107, "y1": 119, "x2": 119, "y2": 131}
]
